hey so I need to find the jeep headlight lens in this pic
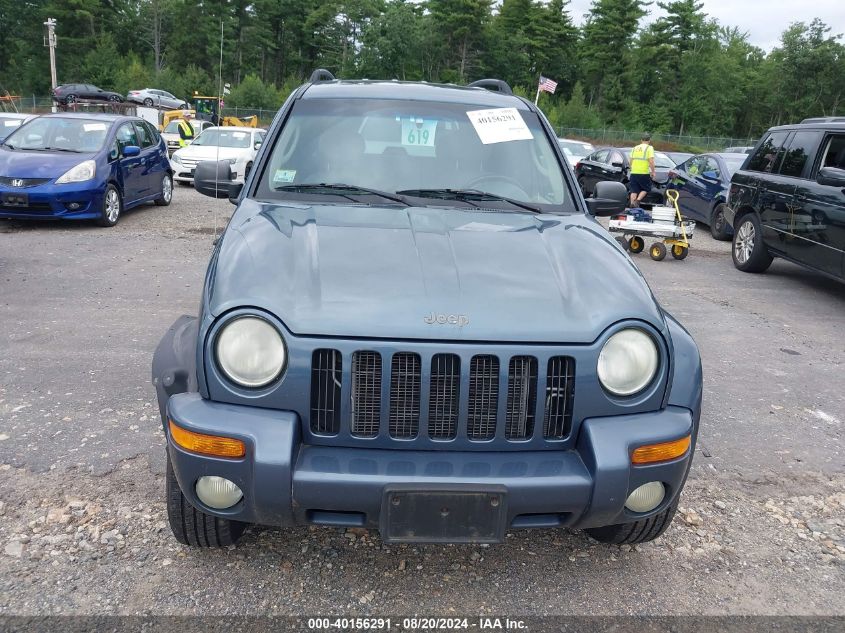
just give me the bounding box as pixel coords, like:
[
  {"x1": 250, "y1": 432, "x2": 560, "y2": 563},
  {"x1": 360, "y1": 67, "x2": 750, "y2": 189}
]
[
  {"x1": 55, "y1": 159, "x2": 96, "y2": 184},
  {"x1": 215, "y1": 316, "x2": 286, "y2": 388},
  {"x1": 597, "y1": 329, "x2": 658, "y2": 396}
]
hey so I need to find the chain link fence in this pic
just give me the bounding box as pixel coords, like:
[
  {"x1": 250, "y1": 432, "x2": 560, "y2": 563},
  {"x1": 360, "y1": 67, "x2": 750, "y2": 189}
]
[{"x1": 558, "y1": 127, "x2": 757, "y2": 151}]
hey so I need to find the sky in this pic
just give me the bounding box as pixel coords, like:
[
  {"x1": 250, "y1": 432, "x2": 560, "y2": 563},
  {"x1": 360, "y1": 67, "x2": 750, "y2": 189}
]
[{"x1": 565, "y1": 0, "x2": 845, "y2": 51}]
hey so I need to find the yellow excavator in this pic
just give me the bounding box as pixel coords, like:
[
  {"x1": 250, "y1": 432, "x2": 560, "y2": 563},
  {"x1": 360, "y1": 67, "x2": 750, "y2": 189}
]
[{"x1": 160, "y1": 93, "x2": 258, "y2": 130}]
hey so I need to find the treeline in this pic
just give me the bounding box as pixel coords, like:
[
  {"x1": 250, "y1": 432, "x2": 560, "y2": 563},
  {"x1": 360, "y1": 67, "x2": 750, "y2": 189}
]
[{"x1": 1, "y1": 0, "x2": 843, "y2": 137}]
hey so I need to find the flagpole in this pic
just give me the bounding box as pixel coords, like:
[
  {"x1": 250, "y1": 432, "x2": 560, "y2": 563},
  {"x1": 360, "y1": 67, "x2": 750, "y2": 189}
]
[{"x1": 534, "y1": 82, "x2": 541, "y2": 105}]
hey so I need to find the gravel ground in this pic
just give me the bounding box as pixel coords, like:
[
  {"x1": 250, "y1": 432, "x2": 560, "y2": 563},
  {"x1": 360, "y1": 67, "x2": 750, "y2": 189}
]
[{"x1": 1, "y1": 189, "x2": 843, "y2": 616}]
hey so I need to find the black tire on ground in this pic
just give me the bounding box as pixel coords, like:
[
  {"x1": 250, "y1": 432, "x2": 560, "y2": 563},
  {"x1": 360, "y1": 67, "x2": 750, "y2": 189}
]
[
  {"x1": 615, "y1": 236, "x2": 629, "y2": 250},
  {"x1": 732, "y1": 212, "x2": 773, "y2": 273},
  {"x1": 586, "y1": 501, "x2": 678, "y2": 544},
  {"x1": 143, "y1": 97, "x2": 154, "y2": 107},
  {"x1": 96, "y1": 184, "x2": 122, "y2": 227},
  {"x1": 671, "y1": 244, "x2": 689, "y2": 260},
  {"x1": 710, "y1": 203, "x2": 731, "y2": 240},
  {"x1": 629, "y1": 236, "x2": 645, "y2": 253},
  {"x1": 155, "y1": 173, "x2": 173, "y2": 206},
  {"x1": 649, "y1": 242, "x2": 667, "y2": 261},
  {"x1": 108, "y1": 94, "x2": 121, "y2": 102},
  {"x1": 166, "y1": 455, "x2": 246, "y2": 547}
]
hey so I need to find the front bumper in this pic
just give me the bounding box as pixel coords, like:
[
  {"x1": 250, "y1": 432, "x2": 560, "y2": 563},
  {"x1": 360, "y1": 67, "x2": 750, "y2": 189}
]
[
  {"x1": 0, "y1": 181, "x2": 106, "y2": 220},
  {"x1": 166, "y1": 393, "x2": 697, "y2": 538}
]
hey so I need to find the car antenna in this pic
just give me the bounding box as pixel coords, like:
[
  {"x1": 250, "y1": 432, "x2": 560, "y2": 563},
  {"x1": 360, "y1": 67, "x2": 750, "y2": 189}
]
[{"x1": 212, "y1": 19, "x2": 224, "y2": 241}]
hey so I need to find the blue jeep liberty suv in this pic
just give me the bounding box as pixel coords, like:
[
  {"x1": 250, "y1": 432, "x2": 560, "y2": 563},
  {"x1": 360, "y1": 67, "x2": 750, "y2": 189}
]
[{"x1": 152, "y1": 71, "x2": 702, "y2": 547}]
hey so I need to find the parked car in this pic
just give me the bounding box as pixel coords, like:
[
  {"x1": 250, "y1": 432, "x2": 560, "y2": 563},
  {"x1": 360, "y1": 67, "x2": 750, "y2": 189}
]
[
  {"x1": 723, "y1": 146, "x2": 754, "y2": 154},
  {"x1": 0, "y1": 113, "x2": 36, "y2": 142},
  {"x1": 725, "y1": 117, "x2": 845, "y2": 280},
  {"x1": 557, "y1": 138, "x2": 595, "y2": 167},
  {"x1": 667, "y1": 152, "x2": 747, "y2": 240},
  {"x1": 0, "y1": 113, "x2": 172, "y2": 226},
  {"x1": 665, "y1": 151, "x2": 694, "y2": 165},
  {"x1": 152, "y1": 73, "x2": 702, "y2": 549},
  {"x1": 161, "y1": 118, "x2": 214, "y2": 155},
  {"x1": 170, "y1": 126, "x2": 264, "y2": 184},
  {"x1": 127, "y1": 88, "x2": 187, "y2": 110},
  {"x1": 575, "y1": 146, "x2": 675, "y2": 204},
  {"x1": 52, "y1": 83, "x2": 124, "y2": 105}
]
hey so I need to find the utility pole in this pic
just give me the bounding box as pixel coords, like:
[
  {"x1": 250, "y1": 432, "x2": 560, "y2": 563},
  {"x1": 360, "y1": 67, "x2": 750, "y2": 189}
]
[{"x1": 44, "y1": 18, "x2": 58, "y2": 111}]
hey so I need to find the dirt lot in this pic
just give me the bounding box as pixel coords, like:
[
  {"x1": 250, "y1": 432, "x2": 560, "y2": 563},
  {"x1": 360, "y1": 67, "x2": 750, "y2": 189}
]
[{"x1": 1, "y1": 188, "x2": 843, "y2": 616}]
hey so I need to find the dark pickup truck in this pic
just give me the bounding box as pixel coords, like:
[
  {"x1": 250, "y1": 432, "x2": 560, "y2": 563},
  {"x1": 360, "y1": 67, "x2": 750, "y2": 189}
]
[{"x1": 726, "y1": 117, "x2": 845, "y2": 281}]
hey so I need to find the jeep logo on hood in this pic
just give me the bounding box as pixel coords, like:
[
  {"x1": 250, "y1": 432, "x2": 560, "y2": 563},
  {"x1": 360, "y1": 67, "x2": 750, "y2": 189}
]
[{"x1": 424, "y1": 312, "x2": 469, "y2": 327}]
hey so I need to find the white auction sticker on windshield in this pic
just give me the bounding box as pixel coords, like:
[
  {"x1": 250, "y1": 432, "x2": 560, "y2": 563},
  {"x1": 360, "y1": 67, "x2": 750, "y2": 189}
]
[
  {"x1": 3, "y1": 120, "x2": 20, "y2": 127},
  {"x1": 83, "y1": 123, "x2": 107, "y2": 131},
  {"x1": 466, "y1": 107, "x2": 533, "y2": 144}
]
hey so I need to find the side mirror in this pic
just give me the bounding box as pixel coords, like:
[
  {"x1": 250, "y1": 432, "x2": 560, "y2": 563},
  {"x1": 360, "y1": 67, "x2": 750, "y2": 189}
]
[
  {"x1": 122, "y1": 145, "x2": 140, "y2": 157},
  {"x1": 817, "y1": 166, "x2": 845, "y2": 188},
  {"x1": 586, "y1": 180, "x2": 628, "y2": 216},
  {"x1": 611, "y1": 161, "x2": 624, "y2": 168},
  {"x1": 194, "y1": 160, "x2": 243, "y2": 201},
  {"x1": 254, "y1": 141, "x2": 262, "y2": 150},
  {"x1": 701, "y1": 170, "x2": 719, "y2": 181}
]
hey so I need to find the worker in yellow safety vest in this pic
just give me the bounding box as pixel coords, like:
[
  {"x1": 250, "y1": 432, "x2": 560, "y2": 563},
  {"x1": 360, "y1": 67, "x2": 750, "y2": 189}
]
[
  {"x1": 628, "y1": 133, "x2": 656, "y2": 208},
  {"x1": 177, "y1": 115, "x2": 195, "y2": 148}
]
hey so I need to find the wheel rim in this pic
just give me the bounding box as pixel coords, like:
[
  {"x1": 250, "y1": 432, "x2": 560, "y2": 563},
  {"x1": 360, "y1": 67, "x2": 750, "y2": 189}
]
[
  {"x1": 144, "y1": 98, "x2": 153, "y2": 106},
  {"x1": 106, "y1": 189, "x2": 120, "y2": 222},
  {"x1": 735, "y1": 220, "x2": 755, "y2": 263},
  {"x1": 66, "y1": 95, "x2": 75, "y2": 103},
  {"x1": 162, "y1": 175, "x2": 172, "y2": 202}
]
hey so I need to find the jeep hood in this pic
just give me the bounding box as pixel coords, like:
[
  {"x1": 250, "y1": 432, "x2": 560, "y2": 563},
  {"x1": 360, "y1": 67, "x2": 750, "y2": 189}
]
[{"x1": 207, "y1": 200, "x2": 665, "y2": 343}]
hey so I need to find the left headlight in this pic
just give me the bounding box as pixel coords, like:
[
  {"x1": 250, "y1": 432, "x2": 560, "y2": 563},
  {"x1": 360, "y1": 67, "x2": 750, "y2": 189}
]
[
  {"x1": 597, "y1": 328, "x2": 659, "y2": 396},
  {"x1": 55, "y1": 160, "x2": 96, "y2": 184},
  {"x1": 214, "y1": 316, "x2": 286, "y2": 388},
  {"x1": 171, "y1": 154, "x2": 182, "y2": 164}
]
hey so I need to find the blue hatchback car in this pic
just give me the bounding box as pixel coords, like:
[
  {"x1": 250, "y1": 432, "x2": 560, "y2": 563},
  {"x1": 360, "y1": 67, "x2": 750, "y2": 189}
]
[
  {"x1": 0, "y1": 113, "x2": 172, "y2": 226},
  {"x1": 667, "y1": 152, "x2": 747, "y2": 240}
]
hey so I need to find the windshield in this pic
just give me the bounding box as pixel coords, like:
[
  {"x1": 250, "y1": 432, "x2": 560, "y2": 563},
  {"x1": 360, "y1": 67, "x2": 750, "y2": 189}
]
[
  {"x1": 164, "y1": 121, "x2": 180, "y2": 133},
  {"x1": 3, "y1": 117, "x2": 109, "y2": 152},
  {"x1": 0, "y1": 117, "x2": 27, "y2": 142},
  {"x1": 723, "y1": 157, "x2": 746, "y2": 175},
  {"x1": 558, "y1": 140, "x2": 593, "y2": 159},
  {"x1": 191, "y1": 128, "x2": 251, "y2": 148},
  {"x1": 257, "y1": 98, "x2": 571, "y2": 211}
]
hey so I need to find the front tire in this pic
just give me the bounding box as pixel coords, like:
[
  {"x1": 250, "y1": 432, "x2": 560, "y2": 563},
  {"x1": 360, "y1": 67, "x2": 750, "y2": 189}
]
[
  {"x1": 97, "y1": 184, "x2": 122, "y2": 227},
  {"x1": 732, "y1": 213, "x2": 773, "y2": 273},
  {"x1": 65, "y1": 94, "x2": 77, "y2": 105},
  {"x1": 710, "y1": 203, "x2": 731, "y2": 240},
  {"x1": 586, "y1": 502, "x2": 678, "y2": 544},
  {"x1": 166, "y1": 456, "x2": 246, "y2": 547},
  {"x1": 155, "y1": 173, "x2": 173, "y2": 206}
]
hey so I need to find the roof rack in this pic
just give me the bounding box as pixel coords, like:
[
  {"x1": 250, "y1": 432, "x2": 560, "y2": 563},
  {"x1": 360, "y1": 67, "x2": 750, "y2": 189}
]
[
  {"x1": 467, "y1": 79, "x2": 513, "y2": 95},
  {"x1": 800, "y1": 116, "x2": 845, "y2": 124},
  {"x1": 309, "y1": 69, "x2": 336, "y2": 83}
]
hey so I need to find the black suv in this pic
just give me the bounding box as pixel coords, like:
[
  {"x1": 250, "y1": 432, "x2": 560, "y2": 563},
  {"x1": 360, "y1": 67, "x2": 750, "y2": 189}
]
[{"x1": 726, "y1": 118, "x2": 845, "y2": 280}]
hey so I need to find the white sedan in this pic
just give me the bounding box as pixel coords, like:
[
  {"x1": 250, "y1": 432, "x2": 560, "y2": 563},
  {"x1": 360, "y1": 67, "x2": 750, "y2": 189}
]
[{"x1": 170, "y1": 127, "x2": 265, "y2": 185}]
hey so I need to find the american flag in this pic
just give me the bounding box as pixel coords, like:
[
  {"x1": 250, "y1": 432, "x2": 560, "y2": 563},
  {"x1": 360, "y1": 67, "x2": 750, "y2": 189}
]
[{"x1": 538, "y1": 76, "x2": 558, "y2": 94}]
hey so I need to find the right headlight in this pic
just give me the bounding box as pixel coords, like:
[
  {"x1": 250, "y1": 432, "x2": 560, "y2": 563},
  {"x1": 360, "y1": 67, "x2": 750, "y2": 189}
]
[
  {"x1": 597, "y1": 328, "x2": 659, "y2": 396},
  {"x1": 214, "y1": 316, "x2": 286, "y2": 388}
]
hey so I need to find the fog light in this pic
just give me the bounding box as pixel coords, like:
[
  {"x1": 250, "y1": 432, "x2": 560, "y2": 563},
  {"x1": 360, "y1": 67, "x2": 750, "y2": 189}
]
[
  {"x1": 625, "y1": 482, "x2": 665, "y2": 513},
  {"x1": 66, "y1": 202, "x2": 81, "y2": 210},
  {"x1": 195, "y1": 476, "x2": 243, "y2": 509}
]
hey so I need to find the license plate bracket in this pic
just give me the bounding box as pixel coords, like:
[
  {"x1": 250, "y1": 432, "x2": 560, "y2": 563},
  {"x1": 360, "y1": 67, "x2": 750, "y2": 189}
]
[
  {"x1": 2, "y1": 191, "x2": 28, "y2": 207},
  {"x1": 381, "y1": 485, "x2": 507, "y2": 544}
]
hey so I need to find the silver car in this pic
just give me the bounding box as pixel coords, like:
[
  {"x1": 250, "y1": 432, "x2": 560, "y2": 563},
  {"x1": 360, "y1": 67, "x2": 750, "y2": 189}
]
[{"x1": 127, "y1": 88, "x2": 186, "y2": 110}]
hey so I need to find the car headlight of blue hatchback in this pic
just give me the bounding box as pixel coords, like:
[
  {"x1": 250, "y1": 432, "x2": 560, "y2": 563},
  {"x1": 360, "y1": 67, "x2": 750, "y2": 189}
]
[
  {"x1": 55, "y1": 159, "x2": 96, "y2": 184},
  {"x1": 214, "y1": 316, "x2": 286, "y2": 388},
  {"x1": 597, "y1": 328, "x2": 659, "y2": 396}
]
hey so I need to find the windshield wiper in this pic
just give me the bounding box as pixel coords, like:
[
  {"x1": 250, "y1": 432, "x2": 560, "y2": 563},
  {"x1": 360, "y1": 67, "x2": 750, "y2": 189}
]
[
  {"x1": 41, "y1": 147, "x2": 83, "y2": 153},
  {"x1": 275, "y1": 183, "x2": 410, "y2": 206},
  {"x1": 396, "y1": 188, "x2": 541, "y2": 213}
]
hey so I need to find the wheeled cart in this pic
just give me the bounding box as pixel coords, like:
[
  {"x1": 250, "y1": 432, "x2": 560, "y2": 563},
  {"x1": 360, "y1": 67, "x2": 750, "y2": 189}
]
[{"x1": 608, "y1": 189, "x2": 695, "y2": 261}]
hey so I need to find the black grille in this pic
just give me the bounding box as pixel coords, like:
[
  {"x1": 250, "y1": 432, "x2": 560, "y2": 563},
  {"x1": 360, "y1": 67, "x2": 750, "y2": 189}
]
[
  {"x1": 351, "y1": 351, "x2": 382, "y2": 437},
  {"x1": 428, "y1": 354, "x2": 460, "y2": 440},
  {"x1": 310, "y1": 349, "x2": 342, "y2": 435},
  {"x1": 389, "y1": 353, "x2": 421, "y2": 438},
  {"x1": 505, "y1": 356, "x2": 538, "y2": 440},
  {"x1": 467, "y1": 355, "x2": 500, "y2": 440},
  {"x1": 0, "y1": 177, "x2": 50, "y2": 187},
  {"x1": 543, "y1": 356, "x2": 576, "y2": 439}
]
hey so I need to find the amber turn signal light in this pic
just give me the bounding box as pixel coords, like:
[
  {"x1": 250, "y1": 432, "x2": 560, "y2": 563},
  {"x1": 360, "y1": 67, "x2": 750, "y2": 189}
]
[
  {"x1": 169, "y1": 420, "x2": 246, "y2": 458},
  {"x1": 631, "y1": 435, "x2": 690, "y2": 465}
]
